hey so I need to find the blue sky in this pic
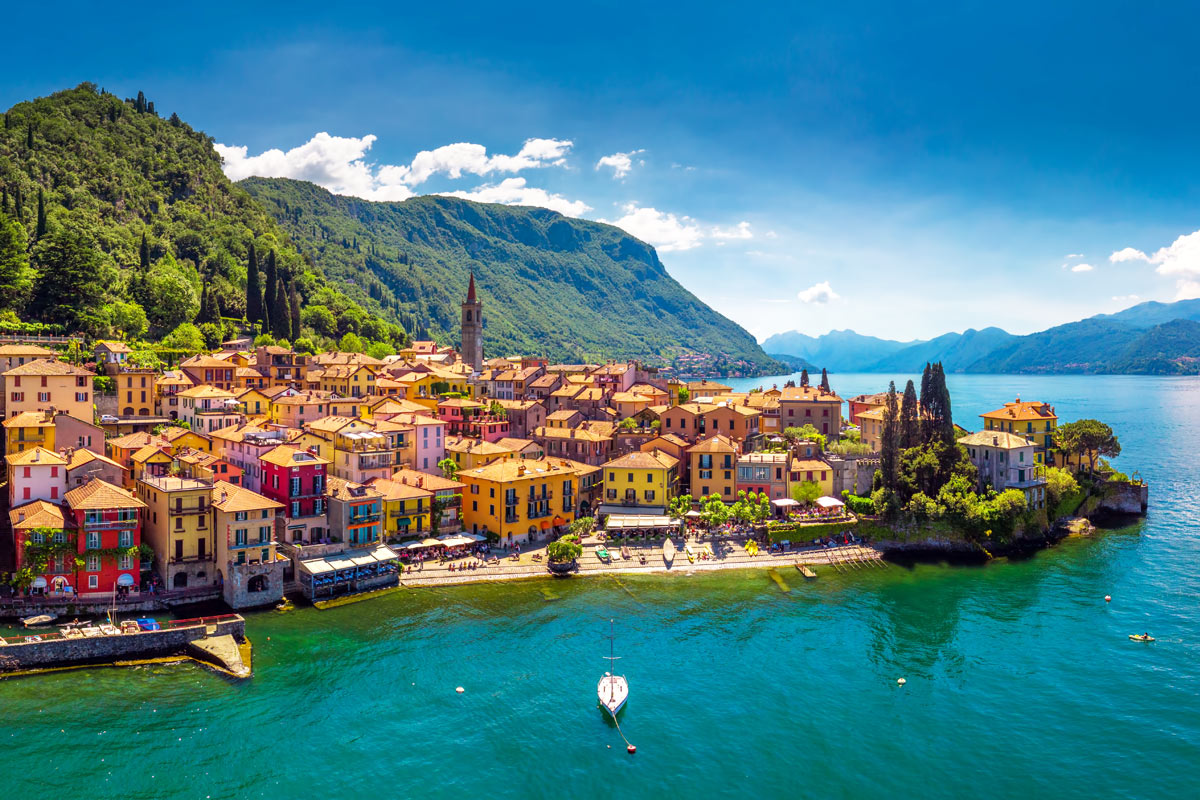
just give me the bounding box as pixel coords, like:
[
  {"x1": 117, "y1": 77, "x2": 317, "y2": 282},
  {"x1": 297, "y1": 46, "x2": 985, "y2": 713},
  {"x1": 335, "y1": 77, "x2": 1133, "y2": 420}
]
[{"x1": 5, "y1": 2, "x2": 1200, "y2": 342}]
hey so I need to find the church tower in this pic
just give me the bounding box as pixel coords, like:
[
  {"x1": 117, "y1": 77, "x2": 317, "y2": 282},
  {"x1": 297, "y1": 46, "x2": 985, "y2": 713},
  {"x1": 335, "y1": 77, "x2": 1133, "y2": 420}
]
[{"x1": 460, "y1": 272, "x2": 483, "y2": 371}]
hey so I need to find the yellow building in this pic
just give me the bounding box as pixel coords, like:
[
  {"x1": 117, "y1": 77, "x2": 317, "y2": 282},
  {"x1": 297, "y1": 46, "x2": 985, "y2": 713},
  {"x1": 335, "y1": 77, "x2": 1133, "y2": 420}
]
[
  {"x1": 446, "y1": 435, "x2": 515, "y2": 470},
  {"x1": 315, "y1": 364, "x2": 378, "y2": 398},
  {"x1": 458, "y1": 457, "x2": 594, "y2": 545},
  {"x1": 687, "y1": 434, "x2": 738, "y2": 500},
  {"x1": 115, "y1": 368, "x2": 157, "y2": 417},
  {"x1": 981, "y1": 398, "x2": 1058, "y2": 464},
  {"x1": 159, "y1": 425, "x2": 213, "y2": 454},
  {"x1": 368, "y1": 477, "x2": 434, "y2": 541},
  {"x1": 3, "y1": 410, "x2": 55, "y2": 455},
  {"x1": 2, "y1": 359, "x2": 94, "y2": 424},
  {"x1": 136, "y1": 474, "x2": 215, "y2": 590},
  {"x1": 236, "y1": 387, "x2": 275, "y2": 418},
  {"x1": 600, "y1": 449, "x2": 679, "y2": 514},
  {"x1": 789, "y1": 457, "x2": 834, "y2": 499},
  {"x1": 857, "y1": 407, "x2": 885, "y2": 453},
  {"x1": 211, "y1": 480, "x2": 288, "y2": 608}
]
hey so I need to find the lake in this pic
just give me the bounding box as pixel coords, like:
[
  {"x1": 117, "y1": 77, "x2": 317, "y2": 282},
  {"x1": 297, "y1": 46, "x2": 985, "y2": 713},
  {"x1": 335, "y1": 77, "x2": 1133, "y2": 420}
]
[{"x1": 2, "y1": 373, "x2": 1197, "y2": 799}]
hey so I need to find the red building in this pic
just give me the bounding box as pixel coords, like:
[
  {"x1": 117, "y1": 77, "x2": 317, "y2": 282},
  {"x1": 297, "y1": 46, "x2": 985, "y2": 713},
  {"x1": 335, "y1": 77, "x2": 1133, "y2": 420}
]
[
  {"x1": 9, "y1": 479, "x2": 148, "y2": 598},
  {"x1": 259, "y1": 445, "x2": 330, "y2": 544}
]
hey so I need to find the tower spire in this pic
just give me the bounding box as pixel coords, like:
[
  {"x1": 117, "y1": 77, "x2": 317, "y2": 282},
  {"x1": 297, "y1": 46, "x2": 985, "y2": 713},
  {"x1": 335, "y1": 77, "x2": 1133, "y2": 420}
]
[{"x1": 467, "y1": 272, "x2": 477, "y2": 303}]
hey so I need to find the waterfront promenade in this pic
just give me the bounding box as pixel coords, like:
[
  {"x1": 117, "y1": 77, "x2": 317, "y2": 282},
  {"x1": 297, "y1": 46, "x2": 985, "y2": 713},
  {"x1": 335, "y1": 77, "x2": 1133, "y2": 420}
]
[{"x1": 393, "y1": 535, "x2": 884, "y2": 589}]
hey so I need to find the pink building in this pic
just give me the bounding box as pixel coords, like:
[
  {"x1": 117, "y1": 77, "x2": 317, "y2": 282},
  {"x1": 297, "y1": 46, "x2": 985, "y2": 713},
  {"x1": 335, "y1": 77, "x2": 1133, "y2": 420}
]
[{"x1": 6, "y1": 446, "x2": 67, "y2": 505}]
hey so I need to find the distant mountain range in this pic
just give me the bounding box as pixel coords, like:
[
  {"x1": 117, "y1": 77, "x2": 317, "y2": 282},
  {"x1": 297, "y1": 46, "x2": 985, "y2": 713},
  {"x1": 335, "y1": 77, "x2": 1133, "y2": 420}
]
[{"x1": 762, "y1": 299, "x2": 1200, "y2": 374}]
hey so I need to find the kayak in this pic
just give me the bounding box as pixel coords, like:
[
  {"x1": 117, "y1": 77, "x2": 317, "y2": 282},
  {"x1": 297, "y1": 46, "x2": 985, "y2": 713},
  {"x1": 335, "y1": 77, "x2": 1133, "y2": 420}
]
[
  {"x1": 1129, "y1": 634, "x2": 1155, "y2": 642},
  {"x1": 685, "y1": 544, "x2": 695, "y2": 563}
]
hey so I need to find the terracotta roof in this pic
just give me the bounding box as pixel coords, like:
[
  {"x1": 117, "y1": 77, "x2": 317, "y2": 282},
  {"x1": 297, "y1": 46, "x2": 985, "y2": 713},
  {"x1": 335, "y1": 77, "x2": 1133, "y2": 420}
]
[
  {"x1": 778, "y1": 386, "x2": 842, "y2": 403},
  {"x1": 96, "y1": 341, "x2": 133, "y2": 353},
  {"x1": 178, "y1": 385, "x2": 236, "y2": 399},
  {"x1": 547, "y1": 410, "x2": 581, "y2": 421},
  {"x1": 5, "y1": 447, "x2": 68, "y2": 467},
  {"x1": 458, "y1": 457, "x2": 596, "y2": 482},
  {"x1": 533, "y1": 426, "x2": 611, "y2": 443},
  {"x1": 68, "y1": 449, "x2": 124, "y2": 472},
  {"x1": 304, "y1": 415, "x2": 361, "y2": 434},
  {"x1": 981, "y1": 399, "x2": 1058, "y2": 422},
  {"x1": 2, "y1": 358, "x2": 93, "y2": 377},
  {"x1": 65, "y1": 478, "x2": 146, "y2": 510},
  {"x1": 0, "y1": 344, "x2": 55, "y2": 357},
  {"x1": 790, "y1": 457, "x2": 831, "y2": 472},
  {"x1": 211, "y1": 480, "x2": 283, "y2": 513},
  {"x1": 9, "y1": 500, "x2": 68, "y2": 530},
  {"x1": 2, "y1": 410, "x2": 55, "y2": 428},
  {"x1": 446, "y1": 436, "x2": 512, "y2": 455},
  {"x1": 260, "y1": 445, "x2": 330, "y2": 468},
  {"x1": 604, "y1": 450, "x2": 678, "y2": 470},
  {"x1": 495, "y1": 437, "x2": 540, "y2": 452},
  {"x1": 131, "y1": 444, "x2": 173, "y2": 464},
  {"x1": 389, "y1": 468, "x2": 465, "y2": 492},
  {"x1": 326, "y1": 476, "x2": 382, "y2": 502},
  {"x1": 108, "y1": 431, "x2": 165, "y2": 449},
  {"x1": 688, "y1": 435, "x2": 739, "y2": 454},
  {"x1": 367, "y1": 477, "x2": 434, "y2": 501},
  {"x1": 161, "y1": 426, "x2": 211, "y2": 443}
]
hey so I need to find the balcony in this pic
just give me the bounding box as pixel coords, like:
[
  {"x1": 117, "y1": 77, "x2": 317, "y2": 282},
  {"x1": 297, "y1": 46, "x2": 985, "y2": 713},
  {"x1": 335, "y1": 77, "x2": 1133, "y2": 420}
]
[
  {"x1": 169, "y1": 554, "x2": 213, "y2": 564},
  {"x1": 82, "y1": 517, "x2": 139, "y2": 530},
  {"x1": 348, "y1": 514, "x2": 382, "y2": 526},
  {"x1": 171, "y1": 505, "x2": 209, "y2": 516}
]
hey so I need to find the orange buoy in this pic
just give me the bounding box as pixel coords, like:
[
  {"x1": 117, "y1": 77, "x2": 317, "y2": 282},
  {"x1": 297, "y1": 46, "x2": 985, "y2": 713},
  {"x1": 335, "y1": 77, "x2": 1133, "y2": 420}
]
[
  {"x1": 627, "y1": 745, "x2": 637, "y2": 754},
  {"x1": 1105, "y1": 595, "x2": 1112, "y2": 603}
]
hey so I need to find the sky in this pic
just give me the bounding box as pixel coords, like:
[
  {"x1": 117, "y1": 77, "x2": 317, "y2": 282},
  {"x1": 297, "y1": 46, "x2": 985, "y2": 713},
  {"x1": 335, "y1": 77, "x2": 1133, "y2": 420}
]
[{"x1": 4, "y1": 2, "x2": 1200, "y2": 343}]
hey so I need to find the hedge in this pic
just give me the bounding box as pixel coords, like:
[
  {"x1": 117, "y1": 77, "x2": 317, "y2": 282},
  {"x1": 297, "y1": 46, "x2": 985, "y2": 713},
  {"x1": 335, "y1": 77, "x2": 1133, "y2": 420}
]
[{"x1": 766, "y1": 519, "x2": 858, "y2": 543}]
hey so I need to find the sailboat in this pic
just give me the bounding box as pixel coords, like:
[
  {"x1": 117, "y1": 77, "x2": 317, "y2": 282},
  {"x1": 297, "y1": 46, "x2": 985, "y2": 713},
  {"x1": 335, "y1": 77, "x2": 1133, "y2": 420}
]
[{"x1": 597, "y1": 619, "x2": 629, "y2": 716}]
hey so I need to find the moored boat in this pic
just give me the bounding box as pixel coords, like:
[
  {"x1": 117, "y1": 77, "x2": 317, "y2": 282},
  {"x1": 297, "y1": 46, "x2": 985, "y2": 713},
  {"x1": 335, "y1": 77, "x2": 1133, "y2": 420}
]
[
  {"x1": 596, "y1": 545, "x2": 610, "y2": 562},
  {"x1": 597, "y1": 619, "x2": 628, "y2": 716},
  {"x1": 663, "y1": 537, "x2": 676, "y2": 566},
  {"x1": 21, "y1": 614, "x2": 57, "y2": 627}
]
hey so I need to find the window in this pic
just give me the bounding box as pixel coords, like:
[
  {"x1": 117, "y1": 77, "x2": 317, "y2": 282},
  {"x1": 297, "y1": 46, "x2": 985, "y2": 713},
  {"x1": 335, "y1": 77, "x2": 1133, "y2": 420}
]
[
  {"x1": 646, "y1": 473, "x2": 653, "y2": 483},
  {"x1": 37, "y1": 392, "x2": 49, "y2": 402},
  {"x1": 88, "y1": 575, "x2": 99, "y2": 589},
  {"x1": 86, "y1": 554, "x2": 100, "y2": 571},
  {"x1": 86, "y1": 532, "x2": 100, "y2": 549},
  {"x1": 10, "y1": 392, "x2": 22, "y2": 402},
  {"x1": 119, "y1": 530, "x2": 132, "y2": 547},
  {"x1": 118, "y1": 554, "x2": 133, "y2": 570},
  {"x1": 644, "y1": 490, "x2": 655, "y2": 501},
  {"x1": 76, "y1": 392, "x2": 89, "y2": 402}
]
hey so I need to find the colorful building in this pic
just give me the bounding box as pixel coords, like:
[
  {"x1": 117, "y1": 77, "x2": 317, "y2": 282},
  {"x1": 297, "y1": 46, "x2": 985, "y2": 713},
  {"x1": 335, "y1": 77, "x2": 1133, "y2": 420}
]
[
  {"x1": 458, "y1": 457, "x2": 593, "y2": 544},
  {"x1": 368, "y1": 477, "x2": 434, "y2": 541},
  {"x1": 326, "y1": 477, "x2": 384, "y2": 547},
  {"x1": 63, "y1": 478, "x2": 147, "y2": 596},
  {"x1": 259, "y1": 445, "x2": 329, "y2": 544},
  {"x1": 600, "y1": 450, "x2": 679, "y2": 515},
  {"x1": 687, "y1": 435, "x2": 739, "y2": 500},
  {"x1": 136, "y1": 474, "x2": 215, "y2": 590},
  {"x1": 980, "y1": 398, "x2": 1058, "y2": 464},
  {"x1": 736, "y1": 452, "x2": 790, "y2": 501},
  {"x1": 6, "y1": 446, "x2": 67, "y2": 505},
  {"x1": 179, "y1": 385, "x2": 243, "y2": 433},
  {"x1": 777, "y1": 385, "x2": 843, "y2": 440},
  {"x1": 389, "y1": 468, "x2": 465, "y2": 534},
  {"x1": 958, "y1": 431, "x2": 1047, "y2": 510},
  {"x1": 2, "y1": 359, "x2": 94, "y2": 423},
  {"x1": 211, "y1": 480, "x2": 287, "y2": 608}
]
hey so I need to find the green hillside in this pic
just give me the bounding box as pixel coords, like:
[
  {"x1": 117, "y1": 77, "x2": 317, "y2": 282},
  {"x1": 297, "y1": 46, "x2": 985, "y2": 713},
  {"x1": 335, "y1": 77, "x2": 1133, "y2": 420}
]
[
  {"x1": 0, "y1": 84, "x2": 405, "y2": 352},
  {"x1": 242, "y1": 177, "x2": 780, "y2": 373}
]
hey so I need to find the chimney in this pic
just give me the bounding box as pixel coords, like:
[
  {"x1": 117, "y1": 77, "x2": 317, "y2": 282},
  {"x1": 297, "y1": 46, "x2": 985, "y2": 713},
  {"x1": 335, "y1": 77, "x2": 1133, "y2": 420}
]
[{"x1": 992, "y1": 436, "x2": 998, "y2": 446}]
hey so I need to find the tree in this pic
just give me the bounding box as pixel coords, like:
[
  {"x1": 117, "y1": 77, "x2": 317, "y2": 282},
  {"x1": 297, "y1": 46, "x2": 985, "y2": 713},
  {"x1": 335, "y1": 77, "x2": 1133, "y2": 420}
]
[
  {"x1": 437, "y1": 457, "x2": 459, "y2": 481},
  {"x1": 699, "y1": 493, "x2": 731, "y2": 530},
  {"x1": 161, "y1": 322, "x2": 205, "y2": 351},
  {"x1": 677, "y1": 386, "x2": 690, "y2": 404},
  {"x1": 365, "y1": 341, "x2": 394, "y2": 360},
  {"x1": 0, "y1": 212, "x2": 32, "y2": 312},
  {"x1": 880, "y1": 381, "x2": 900, "y2": 492},
  {"x1": 339, "y1": 332, "x2": 365, "y2": 353},
  {"x1": 35, "y1": 189, "x2": 46, "y2": 239},
  {"x1": 919, "y1": 362, "x2": 934, "y2": 439},
  {"x1": 1042, "y1": 466, "x2": 1080, "y2": 510},
  {"x1": 799, "y1": 368, "x2": 810, "y2": 387},
  {"x1": 143, "y1": 265, "x2": 199, "y2": 329},
  {"x1": 302, "y1": 305, "x2": 337, "y2": 338},
  {"x1": 105, "y1": 300, "x2": 148, "y2": 340},
  {"x1": 29, "y1": 220, "x2": 110, "y2": 331},
  {"x1": 271, "y1": 273, "x2": 290, "y2": 340},
  {"x1": 139, "y1": 232, "x2": 150, "y2": 271},
  {"x1": 568, "y1": 517, "x2": 595, "y2": 537},
  {"x1": 791, "y1": 480, "x2": 822, "y2": 505},
  {"x1": 899, "y1": 379, "x2": 919, "y2": 448},
  {"x1": 819, "y1": 368, "x2": 830, "y2": 392},
  {"x1": 289, "y1": 282, "x2": 301, "y2": 341},
  {"x1": 1054, "y1": 419, "x2": 1121, "y2": 475},
  {"x1": 245, "y1": 243, "x2": 262, "y2": 326},
  {"x1": 547, "y1": 538, "x2": 583, "y2": 563},
  {"x1": 668, "y1": 494, "x2": 694, "y2": 519}
]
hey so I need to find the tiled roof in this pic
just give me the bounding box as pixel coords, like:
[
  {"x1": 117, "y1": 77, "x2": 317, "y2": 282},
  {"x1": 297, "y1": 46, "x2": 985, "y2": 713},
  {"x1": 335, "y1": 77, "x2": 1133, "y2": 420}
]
[
  {"x1": 260, "y1": 445, "x2": 330, "y2": 468},
  {"x1": 212, "y1": 480, "x2": 283, "y2": 513},
  {"x1": 981, "y1": 399, "x2": 1058, "y2": 422},
  {"x1": 178, "y1": 385, "x2": 236, "y2": 398},
  {"x1": 367, "y1": 477, "x2": 434, "y2": 501},
  {"x1": 389, "y1": 468, "x2": 465, "y2": 492},
  {"x1": 688, "y1": 435, "x2": 738, "y2": 454},
  {"x1": 5, "y1": 447, "x2": 68, "y2": 467},
  {"x1": 67, "y1": 449, "x2": 124, "y2": 472},
  {"x1": 778, "y1": 386, "x2": 842, "y2": 403},
  {"x1": 2, "y1": 358, "x2": 93, "y2": 377},
  {"x1": 958, "y1": 431, "x2": 1037, "y2": 449},
  {"x1": 604, "y1": 450, "x2": 678, "y2": 470},
  {"x1": 2, "y1": 410, "x2": 55, "y2": 428},
  {"x1": 9, "y1": 500, "x2": 68, "y2": 530},
  {"x1": 326, "y1": 476, "x2": 382, "y2": 502},
  {"x1": 65, "y1": 478, "x2": 146, "y2": 510},
  {"x1": 458, "y1": 457, "x2": 595, "y2": 482}
]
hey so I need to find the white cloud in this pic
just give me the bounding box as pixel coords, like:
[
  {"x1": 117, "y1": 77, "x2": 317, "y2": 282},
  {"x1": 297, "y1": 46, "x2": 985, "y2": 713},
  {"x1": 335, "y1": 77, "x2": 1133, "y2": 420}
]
[
  {"x1": 797, "y1": 281, "x2": 840, "y2": 304},
  {"x1": 1071, "y1": 263, "x2": 1094, "y2": 273},
  {"x1": 439, "y1": 178, "x2": 591, "y2": 218},
  {"x1": 1111, "y1": 229, "x2": 1200, "y2": 298},
  {"x1": 600, "y1": 204, "x2": 705, "y2": 252},
  {"x1": 595, "y1": 149, "x2": 644, "y2": 179},
  {"x1": 1065, "y1": 253, "x2": 1084, "y2": 259},
  {"x1": 1109, "y1": 246, "x2": 1150, "y2": 263},
  {"x1": 215, "y1": 133, "x2": 574, "y2": 203},
  {"x1": 765, "y1": 230, "x2": 779, "y2": 239},
  {"x1": 711, "y1": 221, "x2": 753, "y2": 240}
]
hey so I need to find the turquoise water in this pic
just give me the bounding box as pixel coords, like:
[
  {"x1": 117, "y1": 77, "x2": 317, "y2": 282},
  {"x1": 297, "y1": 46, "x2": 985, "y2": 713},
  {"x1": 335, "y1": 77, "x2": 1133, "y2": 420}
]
[{"x1": 3, "y1": 374, "x2": 1199, "y2": 799}]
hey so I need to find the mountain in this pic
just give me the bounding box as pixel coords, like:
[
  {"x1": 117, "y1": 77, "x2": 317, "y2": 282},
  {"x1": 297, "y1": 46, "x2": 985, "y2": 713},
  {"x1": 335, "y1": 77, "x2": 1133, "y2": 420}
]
[
  {"x1": 867, "y1": 327, "x2": 1018, "y2": 371},
  {"x1": 0, "y1": 83, "x2": 390, "y2": 347},
  {"x1": 242, "y1": 177, "x2": 780, "y2": 372},
  {"x1": 762, "y1": 298, "x2": 1200, "y2": 375},
  {"x1": 760, "y1": 329, "x2": 918, "y2": 371}
]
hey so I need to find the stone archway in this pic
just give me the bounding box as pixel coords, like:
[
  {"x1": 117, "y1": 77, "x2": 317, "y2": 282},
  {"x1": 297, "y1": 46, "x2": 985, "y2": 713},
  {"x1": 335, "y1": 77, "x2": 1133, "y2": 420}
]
[{"x1": 172, "y1": 571, "x2": 188, "y2": 589}]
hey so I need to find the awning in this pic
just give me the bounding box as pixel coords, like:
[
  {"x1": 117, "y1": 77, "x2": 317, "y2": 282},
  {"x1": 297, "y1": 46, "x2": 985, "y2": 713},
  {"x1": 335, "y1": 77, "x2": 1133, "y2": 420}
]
[
  {"x1": 772, "y1": 498, "x2": 799, "y2": 507},
  {"x1": 31, "y1": 576, "x2": 47, "y2": 588},
  {"x1": 117, "y1": 573, "x2": 135, "y2": 586},
  {"x1": 684, "y1": 510, "x2": 702, "y2": 518},
  {"x1": 464, "y1": 533, "x2": 488, "y2": 542},
  {"x1": 438, "y1": 534, "x2": 474, "y2": 547},
  {"x1": 597, "y1": 504, "x2": 667, "y2": 517},
  {"x1": 300, "y1": 544, "x2": 399, "y2": 576},
  {"x1": 406, "y1": 540, "x2": 442, "y2": 550},
  {"x1": 605, "y1": 514, "x2": 680, "y2": 530},
  {"x1": 815, "y1": 496, "x2": 845, "y2": 509}
]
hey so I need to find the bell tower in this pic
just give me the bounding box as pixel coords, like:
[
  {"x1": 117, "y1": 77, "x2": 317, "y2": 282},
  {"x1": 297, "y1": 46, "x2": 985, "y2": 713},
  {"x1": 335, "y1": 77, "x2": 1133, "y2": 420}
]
[{"x1": 460, "y1": 272, "x2": 483, "y2": 371}]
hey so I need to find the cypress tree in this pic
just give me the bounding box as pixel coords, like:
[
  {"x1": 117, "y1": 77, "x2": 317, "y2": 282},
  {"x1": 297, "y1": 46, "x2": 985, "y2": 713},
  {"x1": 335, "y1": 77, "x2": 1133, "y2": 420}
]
[
  {"x1": 2, "y1": 188, "x2": 8, "y2": 214},
  {"x1": 139, "y1": 232, "x2": 150, "y2": 271},
  {"x1": 245, "y1": 243, "x2": 262, "y2": 326},
  {"x1": 899, "y1": 379, "x2": 919, "y2": 449},
  {"x1": 880, "y1": 381, "x2": 900, "y2": 492},
  {"x1": 272, "y1": 277, "x2": 290, "y2": 340},
  {"x1": 819, "y1": 368, "x2": 830, "y2": 392},
  {"x1": 919, "y1": 363, "x2": 934, "y2": 442},
  {"x1": 799, "y1": 368, "x2": 809, "y2": 387},
  {"x1": 35, "y1": 190, "x2": 46, "y2": 239},
  {"x1": 289, "y1": 282, "x2": 301, "y2": 342},
  {"x1": 13, "y1": 185, "x2": 22, "y2": 221},
  {"x1": 933, "y1": 362, "x2": 954, "y2": 443},
  {"x1": 263, "y1": 250, "x2": 278, "y2": 334},
  {"x1": 25, "y1": 125, "x2": 33, "y2": 149}
]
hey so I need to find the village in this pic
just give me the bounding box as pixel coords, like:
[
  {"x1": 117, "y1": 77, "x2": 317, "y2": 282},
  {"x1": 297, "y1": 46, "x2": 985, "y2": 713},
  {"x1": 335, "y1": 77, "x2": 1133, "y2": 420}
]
[{"x1": 0, "y1": 275, "x2": 1118, "y2": 615}]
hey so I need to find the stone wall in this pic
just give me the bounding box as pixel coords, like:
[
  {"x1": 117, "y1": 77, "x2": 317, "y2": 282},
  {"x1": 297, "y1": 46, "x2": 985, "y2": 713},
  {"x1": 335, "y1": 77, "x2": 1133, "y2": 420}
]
[
  {"x1": 0, "y1": 616, "x2": 245, "y2": 672},
  {"x1": 223, "y1": 559, "x2": 286, "y2": 609},
  {"x1": 1097, "y1": 480, "x2": 1149, "y2": 515}
]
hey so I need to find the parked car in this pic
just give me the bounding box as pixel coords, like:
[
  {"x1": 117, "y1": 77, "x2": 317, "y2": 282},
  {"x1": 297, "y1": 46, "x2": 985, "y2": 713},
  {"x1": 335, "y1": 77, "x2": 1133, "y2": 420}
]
[{"x1": 99, "y1": 414, "x2": 119, "y2": 424}]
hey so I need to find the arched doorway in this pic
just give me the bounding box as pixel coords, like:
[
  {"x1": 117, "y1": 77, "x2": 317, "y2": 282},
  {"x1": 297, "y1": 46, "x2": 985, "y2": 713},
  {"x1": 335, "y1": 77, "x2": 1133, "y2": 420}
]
[
  {"x1": 579, "y1": 500, "x2": 591, "y2": 516},
  {"x1": 122, "y1": 407, "x2": 134, "y2": 416},
  {"x1": 248, "y1": 575, "x2": 268, "y2": 593},
  {"x1": 172, "y1": 572, "x2": 188, "y2": 589}
]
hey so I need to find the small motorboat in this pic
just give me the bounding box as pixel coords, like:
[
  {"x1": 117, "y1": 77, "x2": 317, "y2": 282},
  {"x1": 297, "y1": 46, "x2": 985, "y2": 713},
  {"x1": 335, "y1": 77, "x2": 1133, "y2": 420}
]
[
  {"x1": 1129, "y1": 634, "x2": 1155, "y2": 642},
  {"x1": 595, "y1": 545, "x2": 611, "y2": 562},
  {"x1": 21, "y1": 614, "x2": 57, "y2": 628},
  {"x1": 663, "y1": 537, "x2": 676, "y2": 566},
  {"x1": 620, "y1": 545, "x2": 632, "y2": 560},
  {"x1": 136, "y1": 618, "x2": 161, "y2": 631},
  {"x1": 685, "y1": 543, "x2": 695, "y2": 563}
]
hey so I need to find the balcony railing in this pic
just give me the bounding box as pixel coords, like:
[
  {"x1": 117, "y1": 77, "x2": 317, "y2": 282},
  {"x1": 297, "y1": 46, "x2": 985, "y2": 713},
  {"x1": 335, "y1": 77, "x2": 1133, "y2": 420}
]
[{"x1": 83, "y1": 517, "x2": 139, "y2": 529}]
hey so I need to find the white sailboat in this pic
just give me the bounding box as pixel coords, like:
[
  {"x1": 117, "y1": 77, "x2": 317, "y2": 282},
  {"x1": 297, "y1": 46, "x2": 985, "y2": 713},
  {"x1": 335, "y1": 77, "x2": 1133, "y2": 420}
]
[{"x1": 597, "y1": 619, "x2": 628, "y2": 716}]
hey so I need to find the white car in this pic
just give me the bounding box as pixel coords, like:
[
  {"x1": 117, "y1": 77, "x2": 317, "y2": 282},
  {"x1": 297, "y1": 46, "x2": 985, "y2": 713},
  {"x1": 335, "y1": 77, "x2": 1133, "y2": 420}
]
[{"x1": 99, "y1": 415, "x2": 119, "y2": 424}]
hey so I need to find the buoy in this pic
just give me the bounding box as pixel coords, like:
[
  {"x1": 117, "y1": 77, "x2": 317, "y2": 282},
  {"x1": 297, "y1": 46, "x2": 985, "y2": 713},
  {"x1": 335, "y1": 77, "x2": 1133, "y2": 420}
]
[
  {"x1": 1105, "y1": 595, "x2": 1111, "y2": 603},
  {"x1": 455, "y1": 687, "x2": 464, "y2": 694},
  {"x1": 627, "y1": 745, "x2": 637, "y2": 754},
  {"x1": 897, "y1": 678, "x2": 907, "y2": 686}
]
